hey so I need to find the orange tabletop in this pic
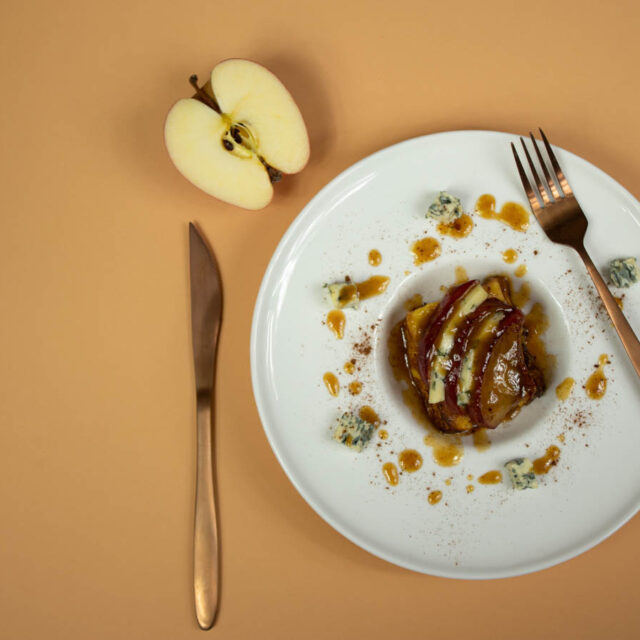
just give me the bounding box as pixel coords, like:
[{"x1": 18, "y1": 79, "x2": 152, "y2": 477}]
[{"x1": 1, "y1": 1, "x2": 639, "y2": 638}]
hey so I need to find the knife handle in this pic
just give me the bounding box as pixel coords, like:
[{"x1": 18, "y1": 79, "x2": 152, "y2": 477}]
[{"x1": 194, "y1": 389, "x2": 219, "y2": 629}]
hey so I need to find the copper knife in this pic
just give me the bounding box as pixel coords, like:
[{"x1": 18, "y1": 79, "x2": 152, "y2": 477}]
[{"x1": 188, "y1": 222, "x2": 222, "y2": 629}]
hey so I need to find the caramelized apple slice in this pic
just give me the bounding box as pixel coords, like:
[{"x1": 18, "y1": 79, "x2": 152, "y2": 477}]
[
  {"x1": 401, "y1": 302, "x2": 438, "y2": 399},
  {"x1": 443, "y1": 299, "x2": 511, "y2": 414},
  {"x1": 481, "y1": 275, "x2": 513, "y2": 305},
  {"x1": 469, "y1": 309, "x2": 538, "y2": 429}
]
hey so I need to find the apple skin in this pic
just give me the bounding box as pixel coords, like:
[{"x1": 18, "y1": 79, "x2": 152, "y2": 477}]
[{"x1": 443, "y1": 299, "x2": 512, "y2": 415}]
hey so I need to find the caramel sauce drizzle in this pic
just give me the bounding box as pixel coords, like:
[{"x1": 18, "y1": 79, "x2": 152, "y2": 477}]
[
  {"x1": 326, "y1": 310, "x2": 345, "y2": 339},
  {"x1": 398, "y1": 449, "x2": 423, "y2": 473},
  {"x1": 382, "y1": 462, "x2": 399, "y2": 486},
  {"x1": 555, "y1": 377, "x2": 575, "y2": 401},
  {"x1": 476, "y1": 194, "x2": 530, "y2": 232},
  {"x1": 478, "y1": 470, "x2": 502, "y2": 485},
  {"x1": 585, "y1": 354, "x2": 610, "y2": 400},
  {"x1": 368, "y1": 249, "x2": 382, "y2": 266},
  {"x1": 437, "y1": 214, "x2": 474, "y2": 239},
  {"x1": 533, "y1": 446, "x2": 560, "y2": 474},
  {"x1": 411, "y1": 237, "x2": 441, "y2": 265},
  {"x1": 322, "y1": 372, "x2": 339, "y2": 396}
]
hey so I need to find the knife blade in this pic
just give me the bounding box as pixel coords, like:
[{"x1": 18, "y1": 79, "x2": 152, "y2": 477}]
[{"x1": 188, "y1": 222, "x2": 222, "y2": 630}]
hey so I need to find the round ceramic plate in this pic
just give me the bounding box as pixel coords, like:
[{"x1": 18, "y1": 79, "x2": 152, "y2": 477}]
[{"x1": 250, "y1": 130, "x2": 640, "y2": 578}]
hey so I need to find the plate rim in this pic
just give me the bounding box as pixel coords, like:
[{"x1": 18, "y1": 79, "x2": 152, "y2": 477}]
[{"x1": 250, "y1": 129, "x2": 640, "y2": 579}]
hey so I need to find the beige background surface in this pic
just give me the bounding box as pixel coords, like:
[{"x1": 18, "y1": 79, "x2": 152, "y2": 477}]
[{"x1": 1, "y1": 0, "x2": 639, "y2": 638}]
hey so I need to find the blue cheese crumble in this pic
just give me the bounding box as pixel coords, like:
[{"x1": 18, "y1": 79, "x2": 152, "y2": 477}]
[
  {"x1": 332, "y1": 413, "x2": 375, "y2": 451},
  {"x1": 427, "y1": 191, "x2": 464, "y2": 224},
  {"x1": 505, "y1": 457, "x2": 538, "y2": 490},
  {"x1": 609, "y1": 257, "x2": 639, "y2": 288},
  {"x1": 324, "y1": 281, "x2": 359, "y2": 309}
]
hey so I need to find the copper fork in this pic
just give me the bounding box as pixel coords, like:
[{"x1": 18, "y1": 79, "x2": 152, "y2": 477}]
[{"x1": 511, "y1": 129, "x2": 640, "y2": 378}]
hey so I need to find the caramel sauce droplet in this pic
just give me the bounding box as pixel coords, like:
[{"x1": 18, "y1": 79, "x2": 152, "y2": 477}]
[
  {"x1": 378, "y1": 429, "x2": 389, "y2": 440},
  {"x1": 326, "y1": 310, "x2": 345, "y2": 339},
  {"x1": 343, "y1": 360, "x2": 355, "y2": 374},
  {"x1": 322, "y1": 372, "x2": 339, "y2": 397},
  {"x1": 476, "y1": 194, "x2": 530, "y2": 232},
  {"x1": 512, "y1": 282, "x2": 531, "y2": 308},
  {"x1": 368, "y1": 249, "x2": 382, "y2": 266},
  {"x1": 427, "y1": 490, "x2": 442, "y2": 505},
  {"x1": 424, "y1": 433, "x2": 464, "y2": 467},
  {"x1": 533, "y1": 445, "x2": 561, "y2": 474},
  {"x1": 471, "y1": 428, "x2": 491, "y2": 452},
  {"x1": 514, "y1": 264, "x2": 527, "y2": 277},
  {"x1": 478, "y1": 470, "x2": 502, "y2": 485},
  {"x1": 382, "y1": 462, "x2": 399, "y2": 486},
  {"x1": 359, "y1": 405, "x2": 380, "y2": 428},
  {"x1": 437, "y1": 214, "x2": 474, "y2": 239},
  {"x1": 411, "y1": 237, "x2": 442, "y2": 265},
  {"x1": 555, "y1": 377, "x2": 575, "y2": 401},
  {"x1": 356, "y1": 275, "x2": 390, "y2": 300},
  {"x1": 524, "y1": 302, "x2": 556, "y2": 384},
  {"x1": 333, "y1": 283, "x2": 358, "y2": 308},
  {"x1": 348, "y1": 381, "x2": 363, "y2": 395},
  {"x1": 614, "y1": 296, "x2": 624, "y2": 310},
  {"x1": 585, "y1": 354, "x2": 610, "y2": 400},
  {"x1": 502, "y1": 248, "x2": 518, "y2": 264},
  {"x1": 398, "y1": 449, "x2": 423, "y2": 473},
  {"x1": 466, "y1": 484, "x2": 475, "y2": 494},
  {"x1": 454, "y1": 266, "x2": 468, "y2": 284}
]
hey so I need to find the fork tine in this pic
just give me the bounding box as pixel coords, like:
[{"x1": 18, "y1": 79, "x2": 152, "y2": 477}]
[
  {"x1": 520, "y1": 137, "x2": 550, "y2": 205},
  {"x1": 511, "y1": 142, "x2": 541, "y2": 212},
  {"x1": 539, "y1": 128, "x2": 574, "y2": 196},
  {"x1": 529, "y1": 132, "x2": 561, "y2": 200}
]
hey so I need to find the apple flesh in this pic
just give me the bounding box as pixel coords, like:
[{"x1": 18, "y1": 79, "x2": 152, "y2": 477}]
[
  {"x1": 416, "y1": 280, "x2": 479, "y2": 388},
  {"x1": 164, "y1": 59, "x2": 310, "y2": 210},
  {"x1": 443, "y1": 299, "x2": 511, "y2": 414}
]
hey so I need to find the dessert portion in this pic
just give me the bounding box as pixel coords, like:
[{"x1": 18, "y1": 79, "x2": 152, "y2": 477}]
[{"x1": 400, "y1": 276, "x2": 545, "y2": 434}]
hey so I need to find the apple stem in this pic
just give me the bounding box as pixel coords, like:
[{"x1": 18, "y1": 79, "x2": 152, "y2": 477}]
[{"x1": 189, "y1": 75, "x2": 221, "y2": 113}]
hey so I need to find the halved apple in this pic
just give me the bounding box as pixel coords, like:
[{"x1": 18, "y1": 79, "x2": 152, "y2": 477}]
[{"x1": 164, "y1": 59, "x2": 310, "y2": 210}]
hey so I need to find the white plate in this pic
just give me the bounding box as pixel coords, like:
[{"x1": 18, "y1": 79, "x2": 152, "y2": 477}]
[{"x1": 250, "y1": 130, "x2": 640, "y2": 578}]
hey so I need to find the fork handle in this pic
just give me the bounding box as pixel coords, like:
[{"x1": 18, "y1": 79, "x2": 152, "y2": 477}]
[{"x1": 577, "y1": 246, "x2": 640, "y2": 378}]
